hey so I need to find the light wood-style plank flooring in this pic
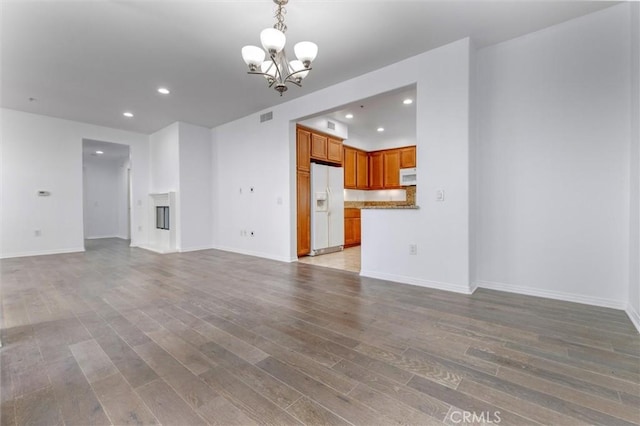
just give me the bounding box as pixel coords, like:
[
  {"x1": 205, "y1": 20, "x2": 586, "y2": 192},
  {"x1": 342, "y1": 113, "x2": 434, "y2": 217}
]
[
  {"x1": 297, "y1": 247, "x2": 361, "y2": 273},
  {"x1": 1, "y1": 238, "x2": 638, "y2": 425}
]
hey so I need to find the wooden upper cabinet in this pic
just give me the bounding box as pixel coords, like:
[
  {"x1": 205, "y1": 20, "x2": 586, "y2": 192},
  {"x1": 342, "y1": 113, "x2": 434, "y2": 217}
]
[
  {"x1": 368, "y1": 152, "x2": 384, "y2": 189},
  {"x1": 296, "y1": 128, "x2": 311, "y2": 172},
  {"x1": 383, "y1": 150, "x2": 401, "y2": 188},
  {"x1": 400, "y1": 146, "x2": 416, "y2": 168},
  {"x1": 327, "y1": 137, "x2": 343, "y2": 164},
  {"x1": 310, "y1": 133, "x2": 328, "y2": 161},
  {"x1": 356, "y1": 150, "x2": 368, "y2": 189},
  {"x1": 343, "y1": 146, "x2": 357, "y2": 189},
  {"x1": 307, "y1": 131, "x2": 342, "y2": 165}
]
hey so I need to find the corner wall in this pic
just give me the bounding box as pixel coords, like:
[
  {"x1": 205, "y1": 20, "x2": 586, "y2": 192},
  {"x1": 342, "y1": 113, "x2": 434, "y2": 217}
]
[
  {"x1": 178, "y1": 122, "x2": 213, "y2": 252},
  {"x1": 475, "y1": 4, "x2": 633, "y2": 309},
  {"x1": 628, "y1": 2, "x2": 640, "y2": 331},
  {"x1": 0, "y1": 109, "x2": 150, "y2": 258},
  {"x1": 148, "y1": 121, "x2": 213, "y2": 252}
]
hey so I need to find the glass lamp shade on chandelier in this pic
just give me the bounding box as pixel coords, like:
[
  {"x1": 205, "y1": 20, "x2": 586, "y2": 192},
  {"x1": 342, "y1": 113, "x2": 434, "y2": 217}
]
[{"x1": 241, "y1": 0, "x2": 318, "y2": 95}]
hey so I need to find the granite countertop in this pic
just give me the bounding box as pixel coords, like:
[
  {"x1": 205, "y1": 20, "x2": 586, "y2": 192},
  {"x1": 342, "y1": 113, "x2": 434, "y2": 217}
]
[
  {"x1": 361, "y1": 205, "x2": 420, "y2": 210},
  {"x1": 345, "y1": 186, "x2": 417, "y2": 210}
]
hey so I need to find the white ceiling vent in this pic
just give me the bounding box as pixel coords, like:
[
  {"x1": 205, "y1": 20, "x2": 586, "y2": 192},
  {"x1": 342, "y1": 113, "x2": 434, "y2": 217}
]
[
  {"x1": 260, "y1": 111, "x2": 273, "y2": 123},
  {"x1": 327, "y1": 121, "x2": 336, "y2": 130}
]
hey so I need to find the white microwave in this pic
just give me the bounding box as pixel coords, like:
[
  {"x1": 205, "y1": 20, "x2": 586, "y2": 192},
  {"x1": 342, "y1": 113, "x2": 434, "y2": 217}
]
[{"x1": 400, "y1": 168, "x2": 417, "y2": 186}]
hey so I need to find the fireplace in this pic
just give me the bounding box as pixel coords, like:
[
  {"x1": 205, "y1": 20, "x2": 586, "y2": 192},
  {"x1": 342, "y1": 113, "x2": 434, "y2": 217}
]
[
  {"x1": 145, "y1": 192, "x2": 177, "y2": 253},
  {"x1": 156, "y1": 206, "x2": 170, "y2": 230}
]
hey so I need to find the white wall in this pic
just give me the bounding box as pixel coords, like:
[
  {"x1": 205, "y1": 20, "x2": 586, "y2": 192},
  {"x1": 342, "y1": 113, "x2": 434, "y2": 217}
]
[
  {"x1": 149, "y1": 122, "x2": 181, "y2": 249},
  {"x1": 214, "y1": 115, "x2": 292, "y2": 261},
  {"x1": 150, "y1": 122, "x2": 180, "y2": 194},
  {"x1": 178, "y1": 122, "x2": 213, "y2": 252},
  {"x1": 361, "y1": 39, "x2": 472, "y2": 293},
  {"x1": 475, "y1": 4, "x2": 633, "y2": 308},
  {"x1": 211, "y1": 128, "x2": 220, "y2": 249},
  {"x1": 0, "y1": 109, "x2": 149, "y2": 258},
  {"x1": 148, "y1": 121, "x2": 213, "y2": 252},
  {"x1": 628, "y1": 2, "x2": 640, "y2": 330},
  {"x1": 213, "y1": 38, "x2": 472, "y2": 295},
  {"x1": 83, "y1": 157, "x2": 125, "y2": 239},
  {"x1": 117, "y1": 158, "x2": 130, "y2": 239},
  {"x1": 346, "y1": 132, "x2": 417, "y2": 152}
]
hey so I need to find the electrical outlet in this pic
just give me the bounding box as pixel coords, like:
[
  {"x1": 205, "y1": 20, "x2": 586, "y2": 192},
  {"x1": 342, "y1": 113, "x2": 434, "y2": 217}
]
[
  {"x1": 436, "y1": 189, "x2": 445, "y2": 201},
  {"x1": 409, "y1": 244, "x2": 417, "y2": 255}
]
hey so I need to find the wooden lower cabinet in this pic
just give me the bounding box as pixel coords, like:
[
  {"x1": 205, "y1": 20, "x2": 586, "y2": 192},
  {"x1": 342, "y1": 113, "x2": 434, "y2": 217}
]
[
  {"x1": 344, "y1": 208, "x2": 361, "y2": 247},
  {"x1": 297, "y1": 171, "x2": 311, "y2": 256}
]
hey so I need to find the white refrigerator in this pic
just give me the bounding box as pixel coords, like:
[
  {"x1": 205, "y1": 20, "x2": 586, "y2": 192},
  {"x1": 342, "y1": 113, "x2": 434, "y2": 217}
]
[{"x1": 310, "y1": 163, "x2": 344, "y2": 256}]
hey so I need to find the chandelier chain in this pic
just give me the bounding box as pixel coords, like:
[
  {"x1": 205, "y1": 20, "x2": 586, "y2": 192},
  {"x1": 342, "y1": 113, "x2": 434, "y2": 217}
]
[{"x1": 273, "y1": 2, "x2": 287, "y2": 33}]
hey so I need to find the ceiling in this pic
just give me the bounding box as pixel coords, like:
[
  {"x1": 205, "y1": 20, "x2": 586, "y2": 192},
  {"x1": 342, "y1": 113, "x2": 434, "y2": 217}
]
[
  {"x1": 83, "y1": 139, "x2": 130, "y2": 162},
  {"x1": 1, "y1": 1, "x2": 617, "y2": 135},
  {"x1": 322, "y1": 86, "x2": 417, "y2": 148}
]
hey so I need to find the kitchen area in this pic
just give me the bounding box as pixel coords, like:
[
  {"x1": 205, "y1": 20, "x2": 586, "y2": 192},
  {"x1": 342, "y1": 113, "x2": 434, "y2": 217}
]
[{"x1": 297, "y1": 86, "x2": 418, "y2": 273}]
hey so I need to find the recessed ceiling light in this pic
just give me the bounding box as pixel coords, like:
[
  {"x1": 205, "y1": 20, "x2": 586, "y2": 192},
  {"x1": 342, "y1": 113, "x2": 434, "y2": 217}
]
[
  {"x1": 95, "y1": 150, "x2": 104, "y2": 155},
  {"x1": 123, "y1": 112, "x2": 134, "y2": 118},
  {"x1": 403, "y1": 98, "x2": 413, "y2": 105},
  {"x1": 345, "y1": 113, "x2": 354, "y2": 119},
  {"x1": 157, "y1": 87, "x2": 170, "y2": 95},
  {"x1": 377, "y1": 127, "x2": 385, "y2": 132}
]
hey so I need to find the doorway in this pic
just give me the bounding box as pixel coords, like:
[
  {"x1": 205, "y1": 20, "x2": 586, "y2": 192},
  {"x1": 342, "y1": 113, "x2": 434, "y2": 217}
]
[
  {"x1": 295, "y1": 85, "x2": 417, "y2": 274},
  {"x1": 297, "y1": 246, "x2": 361, "y2": 272},
  {"x1": 82, "y1": 139, "x2": 131, "y2": 244}
]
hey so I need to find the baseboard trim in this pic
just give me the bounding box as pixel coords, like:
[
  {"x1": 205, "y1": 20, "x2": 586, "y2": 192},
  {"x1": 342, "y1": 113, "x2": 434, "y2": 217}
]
[
  {"x1": 179, "y1": 246, "x2": 214, "y2": 253},
  {"x1": 360, "y1": 270, "x2": 474, "y2": 294},
  {"x1": 0, "y1": 247, "x2": 85, "y2": 259},
  {"x1": 626, "y1": 303, "x2": 640, "y2": 334},
  {"x1": 215, "y1": 246, "x2": 292, "y2": 263},
  {"x1": 474, "y1": 280, "x2": 626, "y2": 310},
  {"x1": 137, "y1": 245, "x2": 178, "y2": 254},
  {"x1": 85, "y1": 235, "x2": 120, "y2": 240}
]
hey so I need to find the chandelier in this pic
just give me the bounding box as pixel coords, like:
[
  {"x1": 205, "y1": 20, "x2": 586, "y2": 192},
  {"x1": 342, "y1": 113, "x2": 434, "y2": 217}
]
[{"x1": 241, "y1": 0, "x2": 318, "y2": 96}]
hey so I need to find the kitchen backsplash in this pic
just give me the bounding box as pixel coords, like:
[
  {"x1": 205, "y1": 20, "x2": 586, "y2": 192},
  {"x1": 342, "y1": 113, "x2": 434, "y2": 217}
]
[{"x1": 344, "y1": 189, "x2": 407, "y2": 202}]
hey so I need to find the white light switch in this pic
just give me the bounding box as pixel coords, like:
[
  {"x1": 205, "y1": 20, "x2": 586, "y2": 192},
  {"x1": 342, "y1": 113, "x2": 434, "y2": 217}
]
[{"x1": 436, "y1": 189, "x2": 445, "y2": 201}]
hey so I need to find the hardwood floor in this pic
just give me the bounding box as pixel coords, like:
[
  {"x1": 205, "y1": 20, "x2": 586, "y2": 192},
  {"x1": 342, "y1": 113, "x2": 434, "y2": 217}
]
[{"x1": 1, "y1": 238, "x2": 638, "y2": 426}]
